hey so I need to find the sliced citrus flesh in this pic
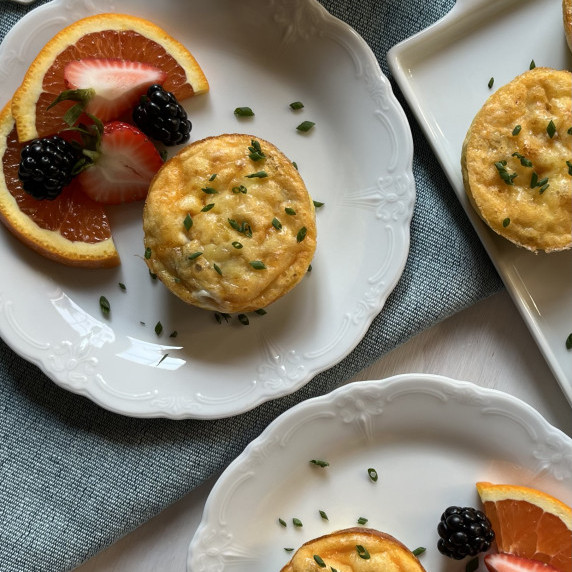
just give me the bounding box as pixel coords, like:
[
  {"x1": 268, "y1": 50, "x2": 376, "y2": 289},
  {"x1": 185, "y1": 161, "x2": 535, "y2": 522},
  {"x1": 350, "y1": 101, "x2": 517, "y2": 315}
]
[
  {"x1": 0, "y1": 102, "x2": 119, "y2": 267},
  {"x1": 476, "y1": 481, "x2": 572, "y2": 572},
  {"x1": 12, "y1": 12, "x2": 209, "y2": 141}
]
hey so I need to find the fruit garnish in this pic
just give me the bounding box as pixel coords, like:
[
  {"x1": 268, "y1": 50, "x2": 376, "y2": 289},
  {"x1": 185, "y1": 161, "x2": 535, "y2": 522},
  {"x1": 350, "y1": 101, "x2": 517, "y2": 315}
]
[
  {"x1": 437, "y1": 505, "x2": 495, "y2": 560},
  {"x1": 476, "y1": 482, "x2": 572, "y2": 572},
  {"x1": 11, "y1": 13, "x2": 209, "y2": 141},
  {"x1": 18, "y1": 135, "x2": 78, "y2": 200},
  {"x1": 76, "y1": 121, "x2": 164, "y2": 205},
  {"x1": 133, "y1": 84, "x2": 192, "y2": 146},
  {"x1": 0, "y1": 103, "x2": 119, "y2": 267},
  {"x1": 485, "y1": 553, "x2": 560, "y2": 572},
  {"x1": 62, "y1": 58, "x2": 167, "y2": 122}
]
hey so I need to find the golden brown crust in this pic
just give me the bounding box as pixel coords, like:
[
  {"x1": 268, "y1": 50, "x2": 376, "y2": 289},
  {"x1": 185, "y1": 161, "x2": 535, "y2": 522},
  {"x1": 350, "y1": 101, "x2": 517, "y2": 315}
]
[
  {"x1": 280, "y1": 527, "x2": 426, "y2": 572},
  {"x1": 461, "y1": 67, "x2": 572, "y2": 253},
  {"x1": 564, "y1": 0, "x2": 572, "y2": 52},
  {"x1": 143, "y1": 133, "x2": 317, "y2": 312}
]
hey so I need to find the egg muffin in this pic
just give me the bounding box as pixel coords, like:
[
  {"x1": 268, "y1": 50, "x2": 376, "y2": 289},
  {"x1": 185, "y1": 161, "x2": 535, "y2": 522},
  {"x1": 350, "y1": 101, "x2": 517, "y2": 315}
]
[
  {"x1": 461, "y1": 67, "x2": 572, "y2": 253},
  {"x1": 280, "y1": 527, "x2": 426, "y2": 572},
  {"x1": 143, "y1": 133, "x2": 317, "y2": 313}
]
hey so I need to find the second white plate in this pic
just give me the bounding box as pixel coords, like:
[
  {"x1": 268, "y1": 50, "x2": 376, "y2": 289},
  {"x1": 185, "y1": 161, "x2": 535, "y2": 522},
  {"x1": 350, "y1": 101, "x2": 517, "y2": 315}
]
[
  {"x1": 188, "y1": 374, "x2": 572, "y2": 571},
  {"x1": 0, "y1": 0, "x2": 414, "y2": 419}
]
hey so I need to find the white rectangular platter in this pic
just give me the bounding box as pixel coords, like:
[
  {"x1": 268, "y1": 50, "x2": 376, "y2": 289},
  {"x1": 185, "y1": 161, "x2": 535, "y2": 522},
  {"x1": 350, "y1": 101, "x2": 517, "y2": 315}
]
[{"x1": 388, "y1": 0, "x2": 572, "y2": 405}]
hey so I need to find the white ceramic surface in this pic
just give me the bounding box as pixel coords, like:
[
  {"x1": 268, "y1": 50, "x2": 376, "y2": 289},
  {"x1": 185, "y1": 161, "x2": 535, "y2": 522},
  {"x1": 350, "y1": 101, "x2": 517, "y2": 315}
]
[
  {"x1": 388, "y1": 0, "x2": 572, "y2": 406},
  {"x1": 188, "y1": 373, "x2": 572, "y2": 571},
  {"x1": 0, "y1": 0, "x2": 414, "y2": 419}
]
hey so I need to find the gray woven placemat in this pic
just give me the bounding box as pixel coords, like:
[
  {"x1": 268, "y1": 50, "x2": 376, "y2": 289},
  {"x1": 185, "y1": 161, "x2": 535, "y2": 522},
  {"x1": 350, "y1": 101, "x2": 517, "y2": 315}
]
[{"x1": 0, "y1": 0, "x2": 502, "y2": 570}]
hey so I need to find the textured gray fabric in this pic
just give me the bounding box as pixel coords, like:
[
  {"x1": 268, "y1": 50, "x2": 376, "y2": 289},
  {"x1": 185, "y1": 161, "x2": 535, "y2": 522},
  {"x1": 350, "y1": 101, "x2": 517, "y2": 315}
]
[{"x1": 0, "y1": 1, "x2": 502, "y2": 570}]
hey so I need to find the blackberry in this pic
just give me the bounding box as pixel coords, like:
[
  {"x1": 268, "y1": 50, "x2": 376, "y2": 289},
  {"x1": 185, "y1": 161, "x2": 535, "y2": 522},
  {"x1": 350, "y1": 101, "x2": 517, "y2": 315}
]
[
  {"x1": 437, "y1": 506, "x2": 495, "y2": 560},
  {"x1": 18, "y1": 136, "x2": 78, "y2": 200},
  {"x1": 133, "y1": 84, "x2": 192, "y2": 146}
]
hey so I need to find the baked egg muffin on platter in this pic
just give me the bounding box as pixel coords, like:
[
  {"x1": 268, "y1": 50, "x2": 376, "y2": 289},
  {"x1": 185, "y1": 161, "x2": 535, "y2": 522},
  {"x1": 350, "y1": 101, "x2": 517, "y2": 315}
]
[
  {"x1": 280, "y1": 527, "x2": 426, "y2": 572},
  {"x1": 461, "y1": 67, "x2": 572, "y2": 253},
  {"x1": 143, "y1": 133, "x2": 317, "y2": 313}
]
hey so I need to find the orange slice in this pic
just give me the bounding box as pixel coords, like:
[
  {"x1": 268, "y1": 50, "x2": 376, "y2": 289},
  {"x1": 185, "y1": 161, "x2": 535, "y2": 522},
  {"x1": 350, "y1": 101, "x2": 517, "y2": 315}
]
[
  {"x1": 476, "y1": 481, "x2": 572, "y2": 572},
  {"x1": 0, "y1": 102, "x2": 119, "y2": 267},
  {"x1": 11, "y1": 12, "x2": 209, "y2": 141}
]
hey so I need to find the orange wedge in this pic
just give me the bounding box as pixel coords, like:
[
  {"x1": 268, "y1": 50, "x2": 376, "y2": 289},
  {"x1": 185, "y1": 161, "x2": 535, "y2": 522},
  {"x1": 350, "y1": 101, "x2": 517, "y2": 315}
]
[
  {"x1": 11, "y1": 12, "x2": 209, "y2": 141},
  {"x1": 476, "y1": 481, "x2": 572, "y2": 572},
  {"x1": 0, "y1": 102, "x2": 119, "y2": 267}
]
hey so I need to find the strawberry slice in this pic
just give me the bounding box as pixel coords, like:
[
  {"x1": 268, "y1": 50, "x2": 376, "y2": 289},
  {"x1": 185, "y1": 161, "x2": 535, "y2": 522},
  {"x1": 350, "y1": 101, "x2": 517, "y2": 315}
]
[
  {"x1": 485, "y1": 553, "x2": 560, "y2": 572},
  {"x1": 76, "y1": 121, "x2": 164, "y2": 204},
  {"x1": 64, "y1": 59, "x2": 167, "y2": 122}
]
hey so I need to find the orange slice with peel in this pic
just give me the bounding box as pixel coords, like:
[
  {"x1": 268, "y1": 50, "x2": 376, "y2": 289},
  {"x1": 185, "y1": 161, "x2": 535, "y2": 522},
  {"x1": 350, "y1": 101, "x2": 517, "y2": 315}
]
[
  {"x1": 0, "y1": 102, "x2": 119, "y2": 267},
  {"x1": 476, "y1": 481, "x2": 572, "y2": 572},
  {"x1": 12, "y1": 12, "x2": 209, "y2": 141}
]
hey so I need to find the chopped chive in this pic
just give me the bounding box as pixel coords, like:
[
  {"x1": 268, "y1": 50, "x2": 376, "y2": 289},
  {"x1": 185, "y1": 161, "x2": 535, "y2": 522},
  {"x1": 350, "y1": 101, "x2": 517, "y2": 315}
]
[
  {"x1": 466, "y1": 557, "x2": 479, "y2": 572},
  {"x1": 184, "y1": 214, "x2": 193, "y2": 231},
  {"x1": 248, "y1": 139, "x2": 266, "y2": 161},
  {"x1": 234, "y1": 106, "x2": 254, "y2": 117},
  {"x1": 249, "y1": 260, "x2": 266, "y2": 270},
  {"x1": 313, "y1": 555, "x2": 326, "y2": 568},
  {"x1": 488, "y1": 77, "x2": 494, "y2": 89},
  {"x1": 201, "y1": 186, "x2": 217, "y2": 194},
  {"x1": 232, "y1": 241, "x2": 243, "y2": 249},
  {"x1": 531, "y1": 172, "x2": 539, "y2": 188},
  {"x1": 356, "y1": 545, "x2": 370, "y2": 560},
  {"x1": 254, "y1": 308, "x2": 267, "y2": 315},
  {"x1": 169, "y1": 331, "x2": 178, "y2": 338},
  {"x1": 512, "y1": 152, "x2": 533, "y2": 167},
  {"x1": 272, "y1": 217, "x2": 282, "y2": 230},
  {"x1": 357, "y1": 517, "x2": 368, "y2": 525},
  {"x1": 412, "y1": 547, "x2": 426, "y2": 557},
  {"x1": 279, "y1": 518, "x2": 287, "y2": 527},
  {"x1": 512, "y1": 125, "x2": 521, "y2": 136},
  {"x1": 144, "y1": 247, "x2": 152, "y2": 259},
  {"x1": 99, "y1": 296, "x2": 110, "y2": 316},
  {"x1": 292, "y1": 518, "x2": 303, "y2": 527},
  {"x1": 494, "y1": 161, "x2": 517, "y2": 185},
  {"x1": 566, "y1": 333, "x2": 572, "y2": 350},
  {"x1": 313, "y1": 200, "x2": 325, "y2": 208},
  {"x1": 536, "y1": 177, "x2": 548, "y2": 187},
  {"x1": 232, "y1": 185, "x2": 248, "y2": 194},
  {"x1": 149, "y1": 270, "x2": 157, "y2": 280},
  {"x1": 201, "y1": 203, "x2": 215, "y2": 212},
  {"x1": 296, "y1": 120, "x2": 315, "y2": 132},
  {"x1": 539, "y1": 183, "x2": 549, "y2": 194},
  {"x1": 285, "y1": 207, "x2": 296, "y2": 215},
  {"x1": 292, "y1": 161, "x2": 298, "y2": 170},
  {"x1": 154, "y1": 321, "x2": 163, "y2": 335},
  {"x1": 214, "y1": 263, "x2": 222, "y2": 275},
  {"x1": 307, "y1": 264, "x2": 312, "y2": 272},
  {"x1": 547, "y1": 120, "x2": 556, "y2": 138},
  {"x1": 188, "y1": 251, "x2": 203, "y2": 260},
  {"x1": 567, "y1": 126, "x2": 572, "y2": 135},
  {"x1": 118, "y1": 282, "x2": 126, "y2": 291},
  {"x1": 238, "y1": 314, "x2": 249, "y2": 325},
  {"x1": 245, "y1": 170, "x2": 268, "y2": 178},
  {"x1": 290, "y1": 101, "x2": 304, "y2": 110},
  {"x1": 567, "y1": 160, "x2": 572, "y2": 176},
  {"x1": 310, "y1": 459, "x2": 329, "y2": 467},
  {"x1": 209, "y1": 173, "x2": 217, "y2": 181},
  {"x1": 529, "y1": 59, "x2": 536, "y2": 69},
  {"x1": 319, "y1": 510, "x2": 329, "y2": 520},
  {"x1": 296, "y1": 226, "x2": 307, "y2": 242},
  {"x1": 284, "y1": 548, "x2": 294, "y2": 552},
  {"x1": 502, "y1": 217, "x2": 510, "y2": 227},
  {"x1": 367, "y1": 468, "x2": 378, "y2": 482}
]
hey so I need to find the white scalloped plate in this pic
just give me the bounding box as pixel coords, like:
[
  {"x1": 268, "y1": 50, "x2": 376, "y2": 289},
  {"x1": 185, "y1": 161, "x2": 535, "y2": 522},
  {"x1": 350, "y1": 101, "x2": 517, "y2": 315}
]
[
  {"x1": 388, "y1": 0, "x2": 572, "y2": 406},
  {"x1": 188, "y1": 374, "x2": 572, "y2": 571},
  {"x1": 0, "y1": 0, "x2": 414, "y2": 419}
]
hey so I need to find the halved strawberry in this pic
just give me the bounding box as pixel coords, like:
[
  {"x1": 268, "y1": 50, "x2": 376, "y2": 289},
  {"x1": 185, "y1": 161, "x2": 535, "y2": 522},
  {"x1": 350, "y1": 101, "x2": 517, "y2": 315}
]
[
  {"x1": 485, "y1": 553, "x2": 560, "y2": 572},
  {"x1": 64, "y1": 59, "x2": 167, "y2": 122},
  {"x1": 76, "y1": 121, "x2": 163, "y2": 204}
]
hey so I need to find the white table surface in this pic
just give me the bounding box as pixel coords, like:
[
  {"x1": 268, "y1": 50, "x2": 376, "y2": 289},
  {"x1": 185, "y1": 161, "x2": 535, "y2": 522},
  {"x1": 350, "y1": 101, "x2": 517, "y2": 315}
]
[{"x1": 75, "y1": 288, "x2": 572, "y2": 572}]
